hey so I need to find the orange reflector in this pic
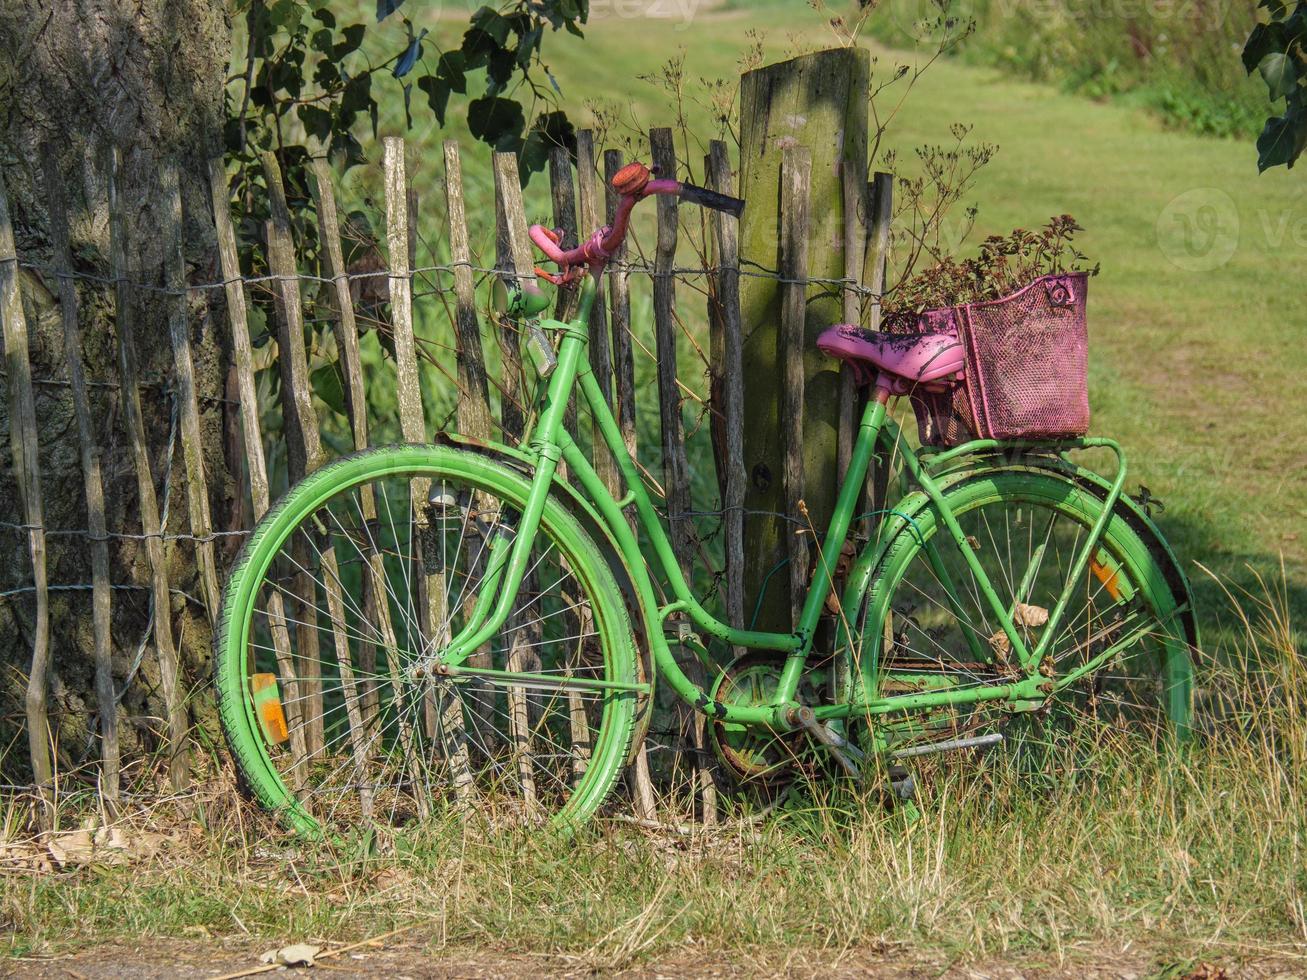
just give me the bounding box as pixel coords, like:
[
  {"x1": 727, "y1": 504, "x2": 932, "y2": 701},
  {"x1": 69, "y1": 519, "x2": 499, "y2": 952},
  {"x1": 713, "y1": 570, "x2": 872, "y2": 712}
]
[
  {"x1": 1090, "y1": 556, "x2": 1122, "y2": 602},
  {"x1": 250, "y1": 673, "x2": 290, "y2": 745}
]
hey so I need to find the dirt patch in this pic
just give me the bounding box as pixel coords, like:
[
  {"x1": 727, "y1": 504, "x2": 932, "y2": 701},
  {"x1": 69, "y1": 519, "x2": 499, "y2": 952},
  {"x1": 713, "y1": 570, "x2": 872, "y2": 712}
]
[{"x1": 3, "y1": 940, "x2": 1301, "y2": 979}]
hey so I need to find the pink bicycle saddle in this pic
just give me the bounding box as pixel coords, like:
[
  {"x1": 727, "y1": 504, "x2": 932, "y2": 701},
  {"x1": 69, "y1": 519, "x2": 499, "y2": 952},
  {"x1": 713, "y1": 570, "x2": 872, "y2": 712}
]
[{"x1": 817, "y1": 324, "x2": 966, "y2": 390}]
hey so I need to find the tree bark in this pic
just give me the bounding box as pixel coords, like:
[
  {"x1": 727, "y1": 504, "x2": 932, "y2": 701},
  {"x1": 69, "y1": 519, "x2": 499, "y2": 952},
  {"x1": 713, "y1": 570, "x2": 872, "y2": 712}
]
[{"x1": 0, "y1": 1, "x2": 232, "y2": 782}]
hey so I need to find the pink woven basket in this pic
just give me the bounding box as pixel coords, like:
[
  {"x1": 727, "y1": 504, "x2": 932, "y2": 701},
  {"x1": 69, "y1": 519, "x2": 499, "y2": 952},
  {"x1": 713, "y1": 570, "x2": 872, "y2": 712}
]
[{"x1": 906, "y1": 273, "x2": 1091, "y2": 447}]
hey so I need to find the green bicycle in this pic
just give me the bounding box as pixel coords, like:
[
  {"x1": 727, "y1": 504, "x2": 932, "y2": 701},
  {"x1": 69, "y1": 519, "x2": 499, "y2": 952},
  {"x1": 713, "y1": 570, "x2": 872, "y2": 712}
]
[{"x1": 215, "y1": 162, "x2": 1196, "y2": 837}]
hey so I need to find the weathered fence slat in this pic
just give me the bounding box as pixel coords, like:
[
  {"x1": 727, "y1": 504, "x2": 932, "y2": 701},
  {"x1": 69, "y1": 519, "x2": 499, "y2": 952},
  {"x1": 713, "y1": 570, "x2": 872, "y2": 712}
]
[
  {"x1": 441, "y1": 140, "x2": 494, "y2": 444},
  {"x1": 650, "y1": 128, "x2": 717, "y2": 824},
  {"x1": 837, "y1": 161, "x2": 869, "y2": 484},
  {"x1": 207, "y1": 158, "x2": 307, "y2": 779},
  {"x1": 42, "y1": 150, "x2": 119, "y2": 802},
  {"x1": 650, "y1": 129, "x2": 693, "y2": 577},
  {"x1": 0, "y1": 168, "x2": 53, "y2": 789},
  {"x1": 440, "y1": 140, "x2": 498, "y2": 752},
  {"x1": 546, "y1": 144, "x2": 580, "y2": 478},
  {"x1": 307, "y1": 155, "x2": 385, "y2": 813},
  {"x1": 161, "y1": 164, "x2": 221, "y2": 626},
  {"x1": 863, "y1": 172, "x2": 894, "y2": 522},
  {"x1": 780, "y1": 147, "x2": 813, "y2": 631},
  {"x1": 308, "y1": 158, "x2": 370, "y2": 454},
  {"x1": 383, "y1": 136, "x2": 466, "y2": 811},
  {"x1": 574, "y1": 131, "x2": 619, "y2": 490},
  {"x1": 706, "y1": 140, "x2": 745, "y2": 643},
  {"x1": 108, "y1": 149, "x2": 188, "y2": 790},
  {"x1": 599, "y1": 148, "x2": 655, "y2": 820},
  {"x1": 602, "y1": 150, "x2": 638, "y2": 464},
  {"x1": 490, "y1": 150, "x2": 542, "y2": 808},
  {"x1": 208, "y1": 161, "x2": 272, "y2": 519},
  {"x1": 492, "y1": 152, "x2": 534, "y2": 441},
  {"x1": 262, "y1": 151, "x2": 329, "y2": 763}
]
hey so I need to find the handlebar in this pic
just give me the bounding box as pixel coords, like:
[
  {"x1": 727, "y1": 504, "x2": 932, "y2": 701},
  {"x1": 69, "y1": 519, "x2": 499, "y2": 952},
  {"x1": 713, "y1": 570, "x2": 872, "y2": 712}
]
[{"x1": 529, "y1": 161, "x2": 744, "y2": 285}]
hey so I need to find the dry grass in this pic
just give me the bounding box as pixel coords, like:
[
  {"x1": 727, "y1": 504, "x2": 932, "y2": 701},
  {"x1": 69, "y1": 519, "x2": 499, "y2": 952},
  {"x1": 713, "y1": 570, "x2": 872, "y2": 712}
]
[{"x1": 1, "y1": 578, "x2": 1304, "y2": 975}]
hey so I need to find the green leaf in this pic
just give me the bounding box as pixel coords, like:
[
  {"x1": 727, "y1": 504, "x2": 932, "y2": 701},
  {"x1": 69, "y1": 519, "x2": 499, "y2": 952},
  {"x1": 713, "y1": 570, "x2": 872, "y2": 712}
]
[
  {"x1": 467, "y1": 96, "x2": 525, "y2": 150},
  {"x1": 340, "y1": 71, "x2": 372, "y2": 118},
  {"x1": 516, "y1": 25, "x2": 542, "y2": 69},
  {"x1": 310, "y1": 363, "x2": 348, "y2": 418},
  {"x1": 312, "y1": 7, "x2": 336, "y2": 27},
  {"x1": 297, "y1": 104, "x2": 333, "y2": 143},
  {"x1": 436, "y1": 50, "x2": 466, "y2": 93},
  {"x1": 485, "y1": 47, "x2": 517, "y2": 92},
  {"x1": 333, "y1": 23, "x2": 366, "y2": 59},
  {"x1": 376, "y1": 0, "x2": 404, "y2": 22},
  {"x1": 1244, "y1": 21, "x2": 1287, "y2": 75},
  {"x1": 1256, "y1": 105, "x2": 1307, "y2": 170},
  {"x1": 1260, "y1": 52, "x2": 1298, "y2": 100},
  {"x1": 417, "y1": 74, "x2": 451, "y2": 125},
  {"x1": 469, "y1": 6, "x2": 510, "y2": 45}
]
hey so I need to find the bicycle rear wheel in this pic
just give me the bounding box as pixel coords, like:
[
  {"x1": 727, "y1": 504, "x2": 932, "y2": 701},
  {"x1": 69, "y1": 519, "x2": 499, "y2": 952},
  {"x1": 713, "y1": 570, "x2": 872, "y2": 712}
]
[
  {"x1": 857, "y1": 469, "x2": 1194, "y2": 781},
  {"x1": 215, "y1": 445, "x2": 640, "y2": 837}
]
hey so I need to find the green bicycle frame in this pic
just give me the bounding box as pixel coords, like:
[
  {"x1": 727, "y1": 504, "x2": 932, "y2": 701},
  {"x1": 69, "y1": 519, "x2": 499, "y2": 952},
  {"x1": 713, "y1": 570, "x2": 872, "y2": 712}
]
[{"x1": 431, "y1": 276, "x2": 1128, "y2": 730}]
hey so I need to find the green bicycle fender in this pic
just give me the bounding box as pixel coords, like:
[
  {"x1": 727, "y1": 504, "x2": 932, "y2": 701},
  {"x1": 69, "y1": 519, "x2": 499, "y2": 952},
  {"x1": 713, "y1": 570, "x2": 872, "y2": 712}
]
[
  {"x1": 434, "y1": 431, "x2": 658, "y2": 745},
  {"x1": 1021, "y1": 455, "x2": 1199, "y2": 650},
  {"x1": 922, "y1": 451, "x2": 1198, "y2": 649},
  {"x1": 834, "y1": 454, "x2": 1199, "y2": 658}
]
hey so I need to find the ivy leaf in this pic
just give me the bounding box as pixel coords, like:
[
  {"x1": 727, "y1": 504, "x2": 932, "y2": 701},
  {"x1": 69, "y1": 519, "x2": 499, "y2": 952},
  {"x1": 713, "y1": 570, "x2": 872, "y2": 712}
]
[
  {"x1": 394, "y1": 26, "x2": 428, "y2": 78},
  {"x1": 298, "y1": 104, "x2": 333, "y2": 143},
  {"x1": 1243, "y1": 21, "x2": 1287, "y2": 75},
  {"x1": 310, "y1": 363, "x2": 348, "y2": 418},
  {"x1": 333, "y1": 23, "x2": 366, "y2": 60},
  {"x1": 516, "y1": 25, "x2": 542, "y2": 69},
  {"x1": 485, "y1": 47, "x2": 517, "y2": 93},
  {"x1": 376, "y1": 0, "x2": 404, "y2": 22},
  {"x1": 520, "y1": 111, "x2": 574, "y2": 177},
  {"x1": 1257, "y1": 103, "x2": 1307, "y2": 171},
  {"x1": 1260, "y1": 51, "x2": 1298, "y2": 100},
  {"x1": 437, "y1": 51, "x2": 466, "y2": 93},
  {"x1": 469, "y1": 6, "x2": 511, "y2": 46},
  {"x1": 468, "y1": 96, "x2": 525, "y2": 150},
  {"x1": 417, "y1": 74, "x2": 451, "y2": 125},
  {"x1": 402, "y1": 81, "x2": 414, "y2": 129}
]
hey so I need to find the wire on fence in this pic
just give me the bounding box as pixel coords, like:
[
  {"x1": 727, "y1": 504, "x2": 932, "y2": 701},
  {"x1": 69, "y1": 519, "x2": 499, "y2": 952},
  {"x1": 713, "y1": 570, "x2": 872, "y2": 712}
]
[{"x1": 2, "y1": 255, "x2": 884, "y2": 300}]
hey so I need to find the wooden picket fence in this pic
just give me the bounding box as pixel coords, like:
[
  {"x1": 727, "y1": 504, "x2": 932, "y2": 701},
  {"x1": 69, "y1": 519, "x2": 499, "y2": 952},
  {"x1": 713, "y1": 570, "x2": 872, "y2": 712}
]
[{"x1": 0, "y1": 117, "x2": 893, "y2": 821}]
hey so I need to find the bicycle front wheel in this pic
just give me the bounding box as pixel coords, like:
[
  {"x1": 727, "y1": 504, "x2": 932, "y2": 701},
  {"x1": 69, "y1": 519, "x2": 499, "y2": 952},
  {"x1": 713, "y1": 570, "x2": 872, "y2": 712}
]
[{"x1": 215, "y1": 445, "x2": 640, "y2": 837}]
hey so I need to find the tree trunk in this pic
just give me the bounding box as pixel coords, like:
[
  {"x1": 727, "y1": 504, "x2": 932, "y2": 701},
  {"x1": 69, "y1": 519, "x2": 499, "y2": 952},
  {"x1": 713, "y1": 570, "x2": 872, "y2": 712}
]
[{"x1": 0, "y1": 1, "x2": 232, "y2": 783}]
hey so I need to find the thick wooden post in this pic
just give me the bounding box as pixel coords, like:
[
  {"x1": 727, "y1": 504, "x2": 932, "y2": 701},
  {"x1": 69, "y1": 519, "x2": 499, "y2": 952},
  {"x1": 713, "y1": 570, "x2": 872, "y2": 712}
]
[{"x1": 737, "y1": 48, "x2": 869, "y2": 633}]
